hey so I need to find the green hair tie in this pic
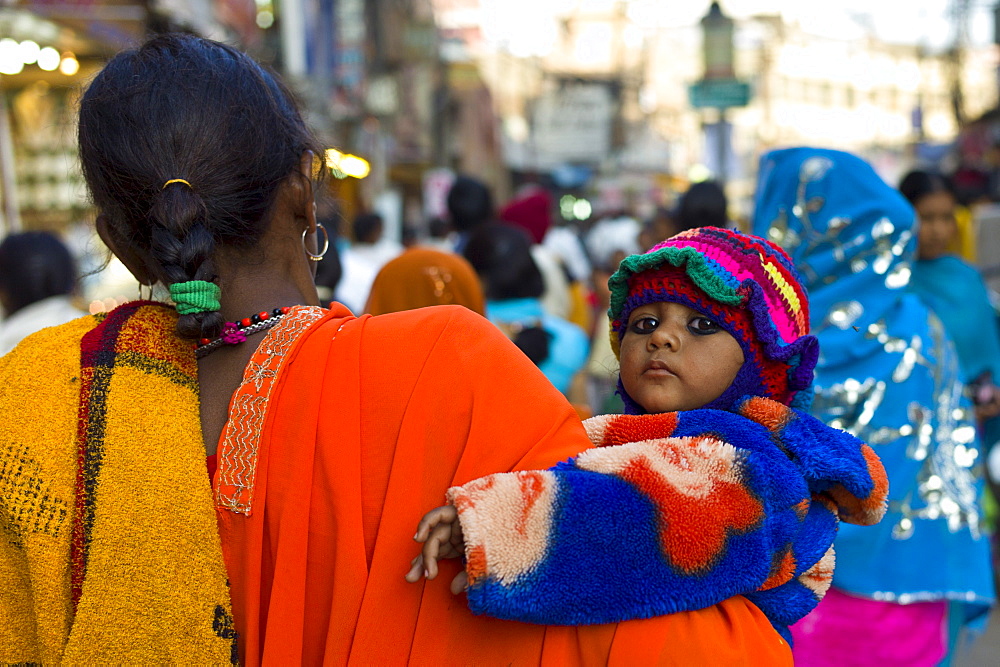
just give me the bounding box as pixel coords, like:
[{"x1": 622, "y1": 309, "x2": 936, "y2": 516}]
[{"x1": 169, "y1": 280, "x2": 221, "y2": 315}]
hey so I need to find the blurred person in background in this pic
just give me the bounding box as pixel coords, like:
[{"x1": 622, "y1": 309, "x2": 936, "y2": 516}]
[
  {"x1": 949, "y1": 165, "x2": 991, "y2": 262},
  {"x1": 336, "y1": 211, "x2": 401, "y2": 314},
  {"x1": 365, "y1": 247, "x2": 485, "y2": 317},
  {"x1": 312, "y1": 242, "x2": 342, "y2": 307},
  {"x1": 754, "y1": 148, "x2": 994, "y2": 667},
  {"x1": 499, "y1": 187, "x2": 551, "y2": 248},
  {"x1": 543, "y1": 217, "x2": 594, "y2": 336},
  {"x1": 463, "y1": 222, "x2": 589, "y2": 398},
  {"x1": 900, "y1": 170, "x2": 1000, "y2": 432},
  {"x1": 543, "y1": 215, "x2": 592, "y2": 287},
  {"x1": 446, "y1": 175, "x2": 493, "y2": 254},
  {"x1": 400, "y1": 225, "x2": 420, "y2": 248},
  {"x1": 582, "y1": 205, "x2": 643, "y2": 415},
  {"x1": 423, "y1": 216, "x2": 453, "y2": 252},
  {"x1": 676, "y1": 180, "x2": 729, "y2": 232},
  {"x1": 638, "y1": 206, "x2": 681, "y2": 251},
  {"x1": 583, "y1": 246, "x2": 631, "y2": 416},
  {"x1": 499, "y1": 187, "x2": 573, "y2": 322},
  {"x1": 0, "y1": 231, "x2": 85, "y2": 356},
  {"x1": 584, "y1": 207, "x2": 641, "y2": 269}
]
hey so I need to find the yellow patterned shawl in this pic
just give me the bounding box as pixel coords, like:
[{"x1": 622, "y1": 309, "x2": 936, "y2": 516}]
[{"x1": 0, "y1": 302, "x2": 236, "y2": 664}]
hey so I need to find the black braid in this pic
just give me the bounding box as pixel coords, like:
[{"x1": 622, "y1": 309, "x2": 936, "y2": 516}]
[{"x1": 149, "y1": 184, "x2": 223, "y2": 338}]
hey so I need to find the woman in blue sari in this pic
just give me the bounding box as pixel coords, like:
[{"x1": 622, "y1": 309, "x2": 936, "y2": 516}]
[
  {"x1": 900, "y1": 170, "x2": 1000, "y2": 444},
  {"x1": 753, "y1": 148, "x2": 994, "y2": 666}
]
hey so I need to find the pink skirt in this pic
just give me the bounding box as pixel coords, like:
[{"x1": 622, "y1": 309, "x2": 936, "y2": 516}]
[{"x1": 792, "y1": 587, "x2": 948, "y2": 666}]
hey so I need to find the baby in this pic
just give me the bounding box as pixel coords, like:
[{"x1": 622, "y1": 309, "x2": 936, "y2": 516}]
[{"x1": 407, "y1": 227, "x2": 888, "y2": 640}]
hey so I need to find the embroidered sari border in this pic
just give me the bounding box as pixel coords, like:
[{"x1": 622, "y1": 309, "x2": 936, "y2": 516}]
[{"x1": 215, "y1": 306, "x2": 328, "y2": 515}]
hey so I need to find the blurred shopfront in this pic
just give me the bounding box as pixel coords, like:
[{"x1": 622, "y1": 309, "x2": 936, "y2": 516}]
[
  {"x1": 0, "y1": 6, "x2": 116, "y2": 235},
  {"x1": 0, "y1": 0, "x2": 262, "y2": 237}
]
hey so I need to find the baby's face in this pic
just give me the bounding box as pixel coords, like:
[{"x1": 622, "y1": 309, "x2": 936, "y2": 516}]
[{"x1": 619, "y1": 301, "x2": 745, "y2": 413}]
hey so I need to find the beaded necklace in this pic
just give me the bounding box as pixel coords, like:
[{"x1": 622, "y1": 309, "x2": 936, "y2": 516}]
[{"x1": 195, "y1": 306, "x2": 292, "y2": 358}]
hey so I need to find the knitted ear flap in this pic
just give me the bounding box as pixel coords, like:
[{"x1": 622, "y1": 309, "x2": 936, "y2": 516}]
[{"x1": 609, "y1": 226, "x2": 819, "y2": 412}]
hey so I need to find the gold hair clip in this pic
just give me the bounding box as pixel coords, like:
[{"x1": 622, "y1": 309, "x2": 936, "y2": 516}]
[{"x1": 162, "y1": 178, "x2": 192, "y2": 190}]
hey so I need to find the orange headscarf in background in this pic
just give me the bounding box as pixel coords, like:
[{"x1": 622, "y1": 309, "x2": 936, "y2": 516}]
[{"x1": 365, "y1": 247, "x2": 486, "y2": 316}]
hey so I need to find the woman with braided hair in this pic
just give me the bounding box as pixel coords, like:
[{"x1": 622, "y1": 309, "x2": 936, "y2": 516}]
[{"x1": 3, "y1": 34, "x2": 796, "y2": 665}]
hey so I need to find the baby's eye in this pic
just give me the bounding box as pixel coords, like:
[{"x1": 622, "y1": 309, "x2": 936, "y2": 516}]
[
  {"x1": 629, "y1": 316, "x2": 659, "y2": 334},
  {"x1": 687, "y1": 317, "x2": 721, "y2": 335}
]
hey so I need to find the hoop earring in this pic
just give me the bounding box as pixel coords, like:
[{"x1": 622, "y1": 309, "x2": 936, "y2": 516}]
[
  {"x1": 137, "y1": 282, "x2": 150, "y2": 301},
  {"x1": 302, "y1": 223, "x2": 330, "y2": 262}
]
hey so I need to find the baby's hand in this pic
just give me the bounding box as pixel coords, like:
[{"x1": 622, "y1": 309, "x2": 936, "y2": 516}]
[{"x1": 405, "y1": 505, "x2": 469, "y2": 594}]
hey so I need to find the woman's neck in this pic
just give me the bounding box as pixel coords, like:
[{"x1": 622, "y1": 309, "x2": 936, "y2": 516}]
[
  {"x1": 194, "y1": 273, "x2": 320, "y2": 457},
  {"x1": 212, "y1": 245, "x2": 321, "y2": 322},
  {"x1": 216, "y1": 279, "x2": 316, "y2": 323}
]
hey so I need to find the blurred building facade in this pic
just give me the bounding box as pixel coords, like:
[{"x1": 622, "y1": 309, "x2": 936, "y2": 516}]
[
  {"x1": 0, "y1": 0, "x2": 489, "y2": 243},
  {"x1": 734, "y1": 14, "x2": 996, "y2": 190},
  {"x1": 431, "y1": 0, "x2": 999, "y2": 215}
]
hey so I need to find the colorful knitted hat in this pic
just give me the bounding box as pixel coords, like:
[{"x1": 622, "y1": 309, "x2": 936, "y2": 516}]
[{"x1": 608, "y1": 226, "x2": 819, "y2": 413}]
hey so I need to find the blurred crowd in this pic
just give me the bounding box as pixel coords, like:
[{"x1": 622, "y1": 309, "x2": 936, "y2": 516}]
[
  {"x1": 5, "y1": 166, "x2": 1000, "y2": 428},
  {"x1": 302, "y1": 175, "x2": 735, "y2": 419}
]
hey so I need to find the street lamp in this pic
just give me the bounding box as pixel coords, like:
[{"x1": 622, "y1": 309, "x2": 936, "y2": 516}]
[
  {"x1": 688, "y1": 2, "x2": 750, "y2": 188},
  {"x1": 701, "y1": 1, "x2": 735, "y2": 81}
]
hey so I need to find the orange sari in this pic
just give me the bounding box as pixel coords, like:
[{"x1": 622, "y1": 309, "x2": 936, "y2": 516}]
[{"x1": 215, "y1": 303, "x2": 791, "y2": 665}]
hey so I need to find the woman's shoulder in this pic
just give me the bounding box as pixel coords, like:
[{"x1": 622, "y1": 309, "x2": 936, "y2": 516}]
[
  {"x1": 364, "y1": 305, "x2": 492, "y2": 335},
  {"x1": 358, "y1": 305, "x2": 506, "y2": 356},
  {"x1": 356, "y1": 305, "x2": 555, "y2": 392},
  {"x1": 0, "y1": 315, "x2": 97, "y2": 463},
  {"x1": 918, "y1": 254, "x2": 983, "y2": 280},
  {"x1": 0, "y1": 315, "x2": 97, "y2": 408}
]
